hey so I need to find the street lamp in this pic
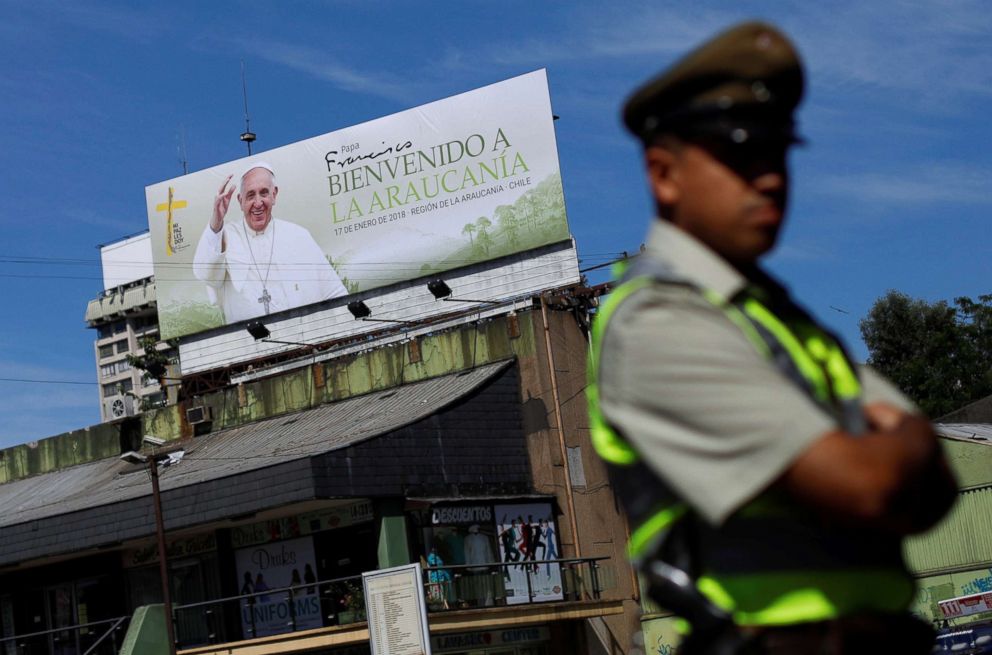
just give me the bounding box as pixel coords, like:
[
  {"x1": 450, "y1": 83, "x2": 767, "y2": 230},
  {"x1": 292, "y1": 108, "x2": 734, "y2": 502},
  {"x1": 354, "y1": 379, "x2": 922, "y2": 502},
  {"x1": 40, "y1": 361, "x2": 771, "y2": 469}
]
[{"x1": 121, "y1": 437, "x2": 184, "y2": 655}]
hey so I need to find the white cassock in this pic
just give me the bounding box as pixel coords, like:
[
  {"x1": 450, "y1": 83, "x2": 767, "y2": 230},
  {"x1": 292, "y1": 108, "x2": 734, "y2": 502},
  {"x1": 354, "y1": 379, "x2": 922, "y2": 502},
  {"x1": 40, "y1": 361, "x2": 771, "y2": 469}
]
[{"x1": 192, "y1": 218, "x2": 348, "y2": 324}]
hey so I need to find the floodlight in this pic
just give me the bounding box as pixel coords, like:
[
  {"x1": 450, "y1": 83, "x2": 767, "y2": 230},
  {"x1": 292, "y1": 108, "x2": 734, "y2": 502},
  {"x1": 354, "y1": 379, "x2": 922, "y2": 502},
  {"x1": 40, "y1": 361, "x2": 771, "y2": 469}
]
[
  {"x1": 348, "y1": 300, "x2": 372, "y2": 319},
  {"x1": 427, "y1": 279, "x2": 452, "y2": 300},
  {"x1": 246, "y1": 321, "x2": 271, "y2": 340}
]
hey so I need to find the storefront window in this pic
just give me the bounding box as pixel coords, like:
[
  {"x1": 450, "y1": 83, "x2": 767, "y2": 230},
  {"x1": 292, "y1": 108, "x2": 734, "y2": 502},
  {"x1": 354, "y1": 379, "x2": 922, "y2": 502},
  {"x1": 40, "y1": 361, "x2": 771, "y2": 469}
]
[
  {"x1": 418, "y1": 502, "x2": 564, "y2": 610},
  {"x1": 493, "y1": 504, "x2": 563, "y2": 605},
  {"x1": 124, "y1": 534, "x2": 222, "y2": 648},
  {"x1": 229, "y1": 501, "x2": 377, "y2": 640}
]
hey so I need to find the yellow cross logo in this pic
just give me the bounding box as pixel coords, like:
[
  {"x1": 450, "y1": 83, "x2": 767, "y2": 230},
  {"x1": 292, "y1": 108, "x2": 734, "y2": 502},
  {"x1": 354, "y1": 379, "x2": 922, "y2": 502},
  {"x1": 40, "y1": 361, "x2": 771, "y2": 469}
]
[{"x1": 156, "y1": 187, "x2": 188, "y2": 256}]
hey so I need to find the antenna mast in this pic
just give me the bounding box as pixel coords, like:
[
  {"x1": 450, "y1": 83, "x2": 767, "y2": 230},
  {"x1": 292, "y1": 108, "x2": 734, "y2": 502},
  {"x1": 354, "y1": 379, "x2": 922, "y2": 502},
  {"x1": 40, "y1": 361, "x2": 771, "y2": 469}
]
[
  {"x1": 177, "y1": 124, "x2": 189, "y2": 175},
  {"x1": 239, "y1": 60, "x2": 257, "y2": 155}
]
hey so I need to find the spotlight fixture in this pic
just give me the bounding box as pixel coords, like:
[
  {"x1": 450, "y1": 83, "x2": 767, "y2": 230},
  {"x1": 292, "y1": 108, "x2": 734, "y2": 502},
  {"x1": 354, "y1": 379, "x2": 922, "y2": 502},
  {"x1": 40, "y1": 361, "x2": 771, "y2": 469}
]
[
  {"x1": 425, "y1": 279, "x2": 500, "y2": 305},
  {"x1": 244, "y1": 322, "x2": 313, "y2": 349},
  {"x1": 348, "y1": 300, "x2": 372, "y2": 319},
  {"x1": 246, "y1": 321, "x2": 271, "y2": 340},
  {"x1": 427, "y1": 279, "x2": 452, "y2": 300},
  {"x1": 347, "y1": 299, "x2": 418, "y2": 325}
]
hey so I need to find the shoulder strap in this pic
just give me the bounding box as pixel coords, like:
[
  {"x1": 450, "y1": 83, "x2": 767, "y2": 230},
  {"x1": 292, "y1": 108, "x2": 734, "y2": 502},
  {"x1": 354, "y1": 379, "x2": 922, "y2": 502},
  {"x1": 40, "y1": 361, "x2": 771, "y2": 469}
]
[{"x1": 618, "y1": 255, "x2": 865, "y2": 434}]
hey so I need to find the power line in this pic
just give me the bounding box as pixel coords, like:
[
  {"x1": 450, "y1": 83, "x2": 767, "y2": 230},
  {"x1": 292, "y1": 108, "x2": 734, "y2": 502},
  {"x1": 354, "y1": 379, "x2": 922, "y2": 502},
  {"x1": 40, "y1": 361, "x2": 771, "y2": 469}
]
[
  {"x1": 0, "y1": 249, "x2": 628, "y2": 262},
  {"x1": 0, "y1": 377, "x2": 96, "y2": 386}
]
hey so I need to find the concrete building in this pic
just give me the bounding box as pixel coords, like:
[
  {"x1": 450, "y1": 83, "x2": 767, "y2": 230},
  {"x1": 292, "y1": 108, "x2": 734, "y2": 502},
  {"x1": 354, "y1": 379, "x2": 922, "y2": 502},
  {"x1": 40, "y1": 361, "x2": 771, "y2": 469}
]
[{"x1": 84, "y1": 233, "x2": 177, "y2": 421}]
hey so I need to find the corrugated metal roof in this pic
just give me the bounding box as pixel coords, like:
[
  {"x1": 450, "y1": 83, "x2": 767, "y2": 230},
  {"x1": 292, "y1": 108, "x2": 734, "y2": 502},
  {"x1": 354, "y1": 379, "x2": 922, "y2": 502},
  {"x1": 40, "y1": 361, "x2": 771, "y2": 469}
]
[
  {"x1": 0, "y1": 360, "x2": 510, "y2": 529},
  {"x1": 905, "y1": 486, "x2": 992, "y2": 575},
  {"x1": 85, "y1": 281, "x2": 156, "y2": 324},
  {"x1": 937, "y1": 423, "x2": 992, "y2": 444}
]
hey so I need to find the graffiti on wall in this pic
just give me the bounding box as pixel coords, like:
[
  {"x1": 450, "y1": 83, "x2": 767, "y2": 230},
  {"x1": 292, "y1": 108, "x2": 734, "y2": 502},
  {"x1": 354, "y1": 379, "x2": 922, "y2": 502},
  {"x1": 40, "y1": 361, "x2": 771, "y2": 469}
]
[{"x1": 961, "y1": 569, "x2": 992, "y2": 596}]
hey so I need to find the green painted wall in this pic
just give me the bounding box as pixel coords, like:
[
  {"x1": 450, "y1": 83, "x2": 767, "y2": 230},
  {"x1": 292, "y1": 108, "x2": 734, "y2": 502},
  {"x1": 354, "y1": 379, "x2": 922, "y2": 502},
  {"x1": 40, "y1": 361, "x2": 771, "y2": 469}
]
[
  {"x1": 912, "y1": 567, "x2": 992, "y2": 625},
  {"x1": 942, "y1": 439, "x2": 992, "y2": 488},
  {"x1": 375, "y1": 499, "x2": 411, "y2": 569},
  {"x1": 0, "y1": 420, "x2": 135, "y2": 484},
  {"x1": 0, "y1": 312, "x2": 538, "y2": 485},
  {"x1": 640, "y1": 614, "x2": 681, "y2": 655},
  {"x1": 152, "y1": 311, "x2": 538, "y2": 442}
]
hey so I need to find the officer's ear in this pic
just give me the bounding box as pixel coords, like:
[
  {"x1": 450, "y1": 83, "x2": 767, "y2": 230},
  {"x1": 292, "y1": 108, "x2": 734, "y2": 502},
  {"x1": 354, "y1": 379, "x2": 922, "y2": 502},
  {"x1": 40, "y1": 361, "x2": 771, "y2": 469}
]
[{"x1": 645, "y1": 141, "x2": 681, "y2": 207}]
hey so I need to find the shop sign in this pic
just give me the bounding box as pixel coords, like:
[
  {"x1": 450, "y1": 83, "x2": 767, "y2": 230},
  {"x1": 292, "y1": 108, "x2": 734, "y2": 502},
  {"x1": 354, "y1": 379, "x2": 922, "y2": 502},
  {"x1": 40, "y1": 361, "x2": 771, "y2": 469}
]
[
  {"x1": 431, "y1": 505, "x2": 492, "y2": 525},
  {"x1": 231, "y1": 500, "x2": 373, "y2": 548},
  {"x1": 364, "y1": 563, "x2": 432, "y2": 655},
  {"x1": 432, "y1": 626, "x2": 549, "y2": 651},
  {"x1": 123, "y1": 533, "x2": 217, "y2": 568},
  {"x1": 939, "y1": 591, "x2": 992, "y2": 618},
  {"x1": 235, "y1": 536, "x2": 321, "y2": 637}
]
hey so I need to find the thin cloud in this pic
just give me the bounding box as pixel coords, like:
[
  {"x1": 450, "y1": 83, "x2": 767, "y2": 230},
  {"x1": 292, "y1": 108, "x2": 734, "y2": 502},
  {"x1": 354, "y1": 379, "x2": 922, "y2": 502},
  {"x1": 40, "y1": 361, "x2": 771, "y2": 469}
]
[
  {"x1": 54, "y1": 207, "x2": 136, "y2": 233},
  {"x1": 441, "y1": 2, "x2": 991, "y2": 115},
  {"x1": 17, "y1": 0, "x2": 173, "y2": 44},
  {"x1": 195, "y1": 35, "x2": 417, "y2": 103},
  {"x1": 770, "y1": 241, "x2": 832, "y2": 263},
  {"x1": 0, "y1": 359, "x2": 94, "y2": 385},
  {"x1": 783, "y1": 1, "x2": 992, "y2": 107},
  {"x1": 0, "y1": 388, "x2": 95, "y2": 414},
  {"x1": 813, "y1": 162, "x2": 992, "y2": 206}
]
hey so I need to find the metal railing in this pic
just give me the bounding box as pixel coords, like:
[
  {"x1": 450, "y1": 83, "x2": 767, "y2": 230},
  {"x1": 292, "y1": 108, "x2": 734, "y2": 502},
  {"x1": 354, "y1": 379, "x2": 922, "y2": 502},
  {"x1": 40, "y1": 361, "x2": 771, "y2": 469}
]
[
  {"x1": 171, "y1": 573, "x2": 368, "y2": 650},
  {"x1": 169, "y1": 557, "x2": 607, "y2": 649},
  {"x1": 0, "y1": 615, "x2": 129, "y2": 655},
  {"x1": 0, "y1": 557, "x2": 609, "y2": 653},
  {"x1": 422, "y1": 557, "x2": 607, "y2": 611}
]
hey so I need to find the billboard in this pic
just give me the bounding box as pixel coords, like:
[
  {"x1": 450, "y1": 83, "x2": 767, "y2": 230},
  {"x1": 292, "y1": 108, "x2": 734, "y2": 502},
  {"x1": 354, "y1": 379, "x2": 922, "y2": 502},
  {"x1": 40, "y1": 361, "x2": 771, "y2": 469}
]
[{"x1": 145, "y1": 70, "x2": 569, "y2": 340}]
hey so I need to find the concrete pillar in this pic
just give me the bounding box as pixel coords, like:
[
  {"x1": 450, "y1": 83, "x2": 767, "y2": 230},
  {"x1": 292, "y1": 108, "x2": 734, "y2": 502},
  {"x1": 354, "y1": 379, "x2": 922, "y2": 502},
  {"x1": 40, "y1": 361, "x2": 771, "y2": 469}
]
[{"x1": 376, "y1": 499, "x2": 411, "y2": 569}]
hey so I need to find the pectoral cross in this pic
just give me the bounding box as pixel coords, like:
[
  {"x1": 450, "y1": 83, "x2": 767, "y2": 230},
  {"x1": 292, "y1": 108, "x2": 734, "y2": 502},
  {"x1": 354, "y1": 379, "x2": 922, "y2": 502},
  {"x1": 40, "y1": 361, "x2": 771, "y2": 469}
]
[{"x1": 258, "y1": 287, "x2": 272, "y2": 314}]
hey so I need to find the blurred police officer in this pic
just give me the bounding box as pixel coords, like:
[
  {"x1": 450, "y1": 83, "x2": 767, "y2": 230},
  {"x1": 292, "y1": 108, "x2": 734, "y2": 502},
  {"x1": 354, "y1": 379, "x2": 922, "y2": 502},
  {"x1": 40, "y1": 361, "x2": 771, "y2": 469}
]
[{"x1": 587, "y1": 21, "x2": 957, "y2": 655}]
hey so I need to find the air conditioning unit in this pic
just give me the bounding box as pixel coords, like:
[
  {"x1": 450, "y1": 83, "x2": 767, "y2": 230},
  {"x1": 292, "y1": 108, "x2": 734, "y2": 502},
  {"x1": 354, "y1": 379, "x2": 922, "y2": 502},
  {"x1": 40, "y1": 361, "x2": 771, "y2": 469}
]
[
  {"x1": 104, "y1": 395, "x2": 136, "y2": 420},
  {"x1": 186, "y1": 405, "x2": 213, "y2": 425}
]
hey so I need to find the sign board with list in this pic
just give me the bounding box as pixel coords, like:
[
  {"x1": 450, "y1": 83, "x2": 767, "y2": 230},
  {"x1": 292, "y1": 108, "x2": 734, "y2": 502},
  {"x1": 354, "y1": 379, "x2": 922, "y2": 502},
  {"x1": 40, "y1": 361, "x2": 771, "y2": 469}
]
[{"x1": 363, "y1": 563, "x2": 432, "y2": 655}]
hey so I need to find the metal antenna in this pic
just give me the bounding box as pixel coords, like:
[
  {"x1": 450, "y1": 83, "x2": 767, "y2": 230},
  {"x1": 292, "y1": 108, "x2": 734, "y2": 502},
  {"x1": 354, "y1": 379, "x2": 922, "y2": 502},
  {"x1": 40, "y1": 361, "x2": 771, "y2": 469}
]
[
  {"x1": 177, "y1": 124, "x2": 189, "y2": 175},
  {"x1": 240, "y1": 60, "x2": 256, "y2": 155}
]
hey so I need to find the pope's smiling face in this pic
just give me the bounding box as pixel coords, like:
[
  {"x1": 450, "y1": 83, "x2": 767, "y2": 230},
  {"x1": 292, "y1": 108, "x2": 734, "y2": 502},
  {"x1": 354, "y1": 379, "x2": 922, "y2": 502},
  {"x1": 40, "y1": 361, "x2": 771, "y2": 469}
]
[{"x1": 239, "y1": 167, "x2": 278, "y2": 233}]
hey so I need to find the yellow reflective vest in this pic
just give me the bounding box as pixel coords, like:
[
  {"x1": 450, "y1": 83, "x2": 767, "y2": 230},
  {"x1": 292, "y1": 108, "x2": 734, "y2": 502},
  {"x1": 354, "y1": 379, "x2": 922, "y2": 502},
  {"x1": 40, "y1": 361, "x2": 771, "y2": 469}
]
[{"x1": 587, "y1": 262, "x2": 914, "y2": 626}]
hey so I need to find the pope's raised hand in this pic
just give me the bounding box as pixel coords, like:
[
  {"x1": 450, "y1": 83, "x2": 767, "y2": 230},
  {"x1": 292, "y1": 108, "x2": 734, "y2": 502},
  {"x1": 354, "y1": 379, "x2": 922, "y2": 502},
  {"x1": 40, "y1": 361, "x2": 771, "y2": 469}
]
[{"x1": 211, "y1": 174, "x2": 235, "y2": 233}]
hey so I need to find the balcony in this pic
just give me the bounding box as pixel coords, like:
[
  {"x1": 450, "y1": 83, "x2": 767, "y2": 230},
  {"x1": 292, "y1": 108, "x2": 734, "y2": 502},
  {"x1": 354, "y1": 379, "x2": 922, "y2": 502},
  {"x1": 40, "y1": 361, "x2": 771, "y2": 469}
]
[
  {"x1": 0, "y1": 616, "x2": 130, "y2": 655},
  {"x1": 175, "y1": 557, "x2": 615, "y2": 654},
  {"x1": 0, "y1": 558, "x2": 619, "y2": 655}
]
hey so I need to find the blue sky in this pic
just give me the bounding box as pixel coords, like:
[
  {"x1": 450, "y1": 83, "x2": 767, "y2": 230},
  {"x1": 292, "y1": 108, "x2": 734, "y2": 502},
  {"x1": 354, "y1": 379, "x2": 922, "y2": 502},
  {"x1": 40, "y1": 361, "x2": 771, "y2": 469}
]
[{"x1": 0, "y1": 1, "x2": 989, "y2": 448}]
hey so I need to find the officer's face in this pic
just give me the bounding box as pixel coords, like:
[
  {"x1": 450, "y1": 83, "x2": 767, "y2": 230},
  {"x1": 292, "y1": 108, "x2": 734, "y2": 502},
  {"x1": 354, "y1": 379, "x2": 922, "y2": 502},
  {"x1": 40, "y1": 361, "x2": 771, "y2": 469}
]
[
  {"x1": 647, "y1": 136, "x2": 790, "y2": 267},
  {"x1": 239, "y1": 168, "x2": 279, "y2": 233}
]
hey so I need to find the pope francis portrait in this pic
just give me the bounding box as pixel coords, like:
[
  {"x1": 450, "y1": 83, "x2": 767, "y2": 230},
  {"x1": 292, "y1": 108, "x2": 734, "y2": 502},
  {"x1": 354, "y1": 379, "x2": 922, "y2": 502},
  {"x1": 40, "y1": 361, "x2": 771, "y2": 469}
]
[{"x1": 192, "y1": 162, "x2": 348, "y2": 323}]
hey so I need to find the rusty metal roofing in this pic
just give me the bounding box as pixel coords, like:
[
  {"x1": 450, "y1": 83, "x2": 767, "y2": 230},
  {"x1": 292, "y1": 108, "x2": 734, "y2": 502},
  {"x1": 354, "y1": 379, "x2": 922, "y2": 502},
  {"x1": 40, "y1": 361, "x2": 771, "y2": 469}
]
[{"x1": 0, "y1": 360, "x2": 511, "y2": 529}]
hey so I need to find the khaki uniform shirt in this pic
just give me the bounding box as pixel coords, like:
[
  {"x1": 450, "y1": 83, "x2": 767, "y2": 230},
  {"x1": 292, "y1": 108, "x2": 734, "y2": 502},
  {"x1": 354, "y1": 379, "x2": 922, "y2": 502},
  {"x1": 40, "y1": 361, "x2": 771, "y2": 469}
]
[{"x1": 598, "y1": 219, "x2": 913, "y2": 525}]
